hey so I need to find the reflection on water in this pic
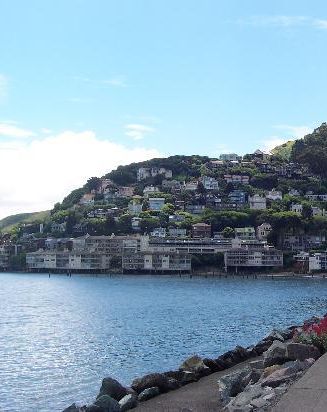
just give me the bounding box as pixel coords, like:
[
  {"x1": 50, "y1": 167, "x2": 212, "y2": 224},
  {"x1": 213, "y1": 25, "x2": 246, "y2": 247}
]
[{"x1": 0, "y1": 273, "x2": 326, "y2": 411}]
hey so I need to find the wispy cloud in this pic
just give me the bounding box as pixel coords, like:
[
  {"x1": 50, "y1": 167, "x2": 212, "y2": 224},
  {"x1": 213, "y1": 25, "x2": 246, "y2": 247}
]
[
  {"x1": 261, "y1": 124, "x2": 312, "y2": 153},
  {"x1": 124, "y1": 124, "x2": 156, "y2": 140},
  {"x1": 0, "y1": 74, "x2": 8, "y2": 103},
  {"x1": 239, "y1": 15, "x2": 327, "y2": 30},
  {"x1": 102, "y1": 76, "x2": 127, "y2": 87},
  {"x1": 0, "y1": 122, "x2": 35, "y2": 138},
  {"x1": 73, "y1": 75, "x2": 127, "y2": 87}
]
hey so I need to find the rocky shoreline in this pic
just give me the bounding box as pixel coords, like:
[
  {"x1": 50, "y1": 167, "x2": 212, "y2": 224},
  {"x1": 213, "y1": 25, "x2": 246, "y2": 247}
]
[{"x1": 63, "y1": 315, "x2": 325, "y2": 412}]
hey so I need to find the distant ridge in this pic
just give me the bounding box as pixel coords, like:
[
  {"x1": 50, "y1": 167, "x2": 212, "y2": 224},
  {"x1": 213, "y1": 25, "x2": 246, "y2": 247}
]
[{"x1": 0, "y1": 211, "x2": 50, "y2": 233}]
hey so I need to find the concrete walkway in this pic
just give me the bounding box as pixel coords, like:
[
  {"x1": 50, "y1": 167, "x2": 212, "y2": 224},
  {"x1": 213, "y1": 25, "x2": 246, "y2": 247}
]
[
  {"x1": 273, "y1": 353, "x2": 327, "y2": 412},
  {"x1": 134, "y1": 359, "x2": 254, "y2": 412}
]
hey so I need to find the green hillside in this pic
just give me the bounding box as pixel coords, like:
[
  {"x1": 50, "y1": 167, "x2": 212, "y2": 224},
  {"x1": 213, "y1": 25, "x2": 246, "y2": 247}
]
[
  {"x1": 0, "y1": 211, "x2": 50, "y2": 233},
  {"x1": 271, "y1": 140, "x2": 294, "y2": 160}
]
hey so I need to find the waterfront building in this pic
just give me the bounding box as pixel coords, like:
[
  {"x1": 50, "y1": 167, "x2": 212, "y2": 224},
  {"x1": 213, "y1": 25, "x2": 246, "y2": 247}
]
[
  {"x1": 0, "y1": 246, "x2": 10, "y2": 270},
  {"x1": 224, "y1": 246, "x2": 283, "y2": 270},
  {"x1": 122, "y1": 251, "x2": 191, "y2": 272}
]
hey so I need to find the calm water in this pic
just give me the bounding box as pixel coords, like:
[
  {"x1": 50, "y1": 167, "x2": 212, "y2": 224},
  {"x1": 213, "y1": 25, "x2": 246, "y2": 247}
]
[{"x1": 1, "y1": 273, "x2": 327, "y2": 411}]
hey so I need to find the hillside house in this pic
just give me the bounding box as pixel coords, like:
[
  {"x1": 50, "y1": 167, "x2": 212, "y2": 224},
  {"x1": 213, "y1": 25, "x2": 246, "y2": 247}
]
[
  {"x1": 224, "y1": 175, "x2": 250, "y2": 185},
  {"x1": 137, "y1": 167, "x2": 172, "y2": 181},
  {"x1": 199, "y1": 176, "x2": 219, "y2": 190},
  {"x1": 256, "y1": 223, "x2": 272, "y2": 240},
  {"x1": 266, "y1": 189, "x2": 283, "y2": 201},
  {"x1": 248, "y1": 194, "x2": 266, "y2": 210},
  {"x1": 143, "y1": 185, "x2": 160, "y2": 197},
  {"x1": 192, "y1": 223, "x2": 212, "y2": 238},
  {"x1": 148, "y1": 197, "x2": 165, "y2": 211}
]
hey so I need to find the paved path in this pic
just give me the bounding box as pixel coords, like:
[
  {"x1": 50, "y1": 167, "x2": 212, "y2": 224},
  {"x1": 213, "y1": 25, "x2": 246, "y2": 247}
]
[
  {"x1": 273, "y1": 353, "x2": 327, "y2": 412},
  {"x1": 134, "y1": 359, "x2": 254, "y2": 412}
]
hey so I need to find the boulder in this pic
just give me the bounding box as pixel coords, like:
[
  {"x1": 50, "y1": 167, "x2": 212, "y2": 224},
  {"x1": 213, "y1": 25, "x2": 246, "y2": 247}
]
[
  {"x1": 254, "y1": 340, "x2": 272, "y2": 355},
  {"x1": 119, "y1": 393, "x2": 138, "y2": 411},
  {"x1": 167, "y1": 377, "x2": 181, "y2": 391},
  {"x1": 263, "y1": 341, "x2": 288, "y2": 367},
  {"x1": 249, "y1": 359, "x2": 263, "y2": 371},
  {"x1": 217, "y1": 367, "x2": 251, "y2": 405},
  {"x1": 93, "y1": 394, "x2": 120, "y2": 412},
  {"x1": 261, "y1": 367, "x2": 300, "y2": 388},
  {"x1": 85, "y1": 406, "x2": 103, "y2": 412},
  {"x1": 262, "y1": 364, "x2": 282, "y2": 378},
  {"x1": 163, "y1": 370, "x2": 198, "y2": 385},
  {"x1": 203, "y1": 357, "x2": 225, "y2": 372},
  {"x1": 224, "y1": 384, "x2": 274, "y2": 411},
  {"x1": 138, "y1": 387, "x2": 160, "y2": 402},
  {"x1": 63, "y1": 404, "x2": 86, "y2": 412},
  {"x1": 263, "y1": 330, "x2": 285, "y2": 343},
  {"x1": 97, "y1": 377, "x2": 127, "y2": 401},
  {"x1": 179, "y1": 355, "x2": 211, "y2": 377},
  {"x1": 131, "y1": 373, "x2": 171, "y2": 394},
  {"x1": 286, "y1": 343, "x2": 320, "y2": 361}
]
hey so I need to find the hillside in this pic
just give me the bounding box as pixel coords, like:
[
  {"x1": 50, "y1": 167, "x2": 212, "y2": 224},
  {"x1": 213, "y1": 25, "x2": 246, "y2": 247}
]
[
  {"x1": 0, "y1": 211, "x2": 50, "y2": 233},
  {"x1": 2, "y1": 122, "x2": 327, "y2": 244},
  {"x1": 271, "y1": 140, "x2": 294, "y2": 160}
]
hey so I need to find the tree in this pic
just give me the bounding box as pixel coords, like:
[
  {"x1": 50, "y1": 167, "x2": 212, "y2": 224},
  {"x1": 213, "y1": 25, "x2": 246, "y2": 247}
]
[
  {"x1": 222, "y1": 227, "x2": 234, "y2": 238},
  {"x1": 302, "y1": 202, "x2": 313, "y2": 220}
]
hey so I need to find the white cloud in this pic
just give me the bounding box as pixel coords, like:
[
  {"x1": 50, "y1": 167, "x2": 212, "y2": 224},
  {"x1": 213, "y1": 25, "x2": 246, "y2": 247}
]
[
  {"x1": 261, "y1": 124, "x2": 312, "y2": 153},
  {"x1": 0, "y1": 74, "x2": 8, "y2": 103},
  {"x1": 0, "y1": 122, "x2": 35, "y2": 138},
  {"x1": 0, "y1": 130, "x2": 162, "y2": 219},
  {"x1": 125, "y1": 124, "x2": 155, "y2": 140},
  {"x1": 239, "y1": 15, "x2": 327, "y2": 30}
]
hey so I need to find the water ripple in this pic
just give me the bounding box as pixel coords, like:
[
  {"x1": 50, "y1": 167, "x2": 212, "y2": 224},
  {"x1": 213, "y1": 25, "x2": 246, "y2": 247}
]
[{"x1": 0, "y1": 273, "x2": 327, "y2": 411}]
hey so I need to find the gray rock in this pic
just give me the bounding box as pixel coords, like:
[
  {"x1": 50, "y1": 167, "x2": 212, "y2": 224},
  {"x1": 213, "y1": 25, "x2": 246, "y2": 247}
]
[
  {"x1": 63, "y1": 404, "x2": 86, "y2": 412},
  {"x1": 286, "y1": 343, "x2": 320, "y2": 361},
  {"x1": 167, "y1": 377, "x2": 181, "y2": 390},
  {"x1": 263, "y1": 329, "x2": 285, "y2": 343},
  {"x1": 218, "y1": 367, "x2": 251, "y2": 405},
  {"x1": 138, "y1": 386, "x2": 160, "y2": 402},
  {"x1": 131, "y1": 373, "x2": 171, "y2": 394},
  {"x1": 263, "y1": 341, "x2": 288, "y2": 367},
  {"x1": 249, "y1": 359, "x2": 263, "y2": 370},
  {"x1": 283, "y1": 358, "x2": 315, "y2": 373},
  {"x1": 261, "y1": 367, "x2": 300, "y2": 388},
  {"x1": 97, "y1": 377, "x2": 127, "y2": 401},
  {"x1": 93, "y1": 395, "x2": 120, "y2": 412},
  {"x1": 254, "y1": 340, "x2": 272, "y2": 355},
  {"x1": 180, "y1": 355, "x2": 211, "y2": 377},
  {"x1": 225, "y1": 384, "x2": 273, "y2": 411},
  {"x1": 85, "y1": 406, "x2": 102, "y2": 412},
  {"x1": 119, "y1": 393, "x2": 138, "y2": 411},
  {"x1": 163, "y1": 370, "x2": 198, "y2": 385}
]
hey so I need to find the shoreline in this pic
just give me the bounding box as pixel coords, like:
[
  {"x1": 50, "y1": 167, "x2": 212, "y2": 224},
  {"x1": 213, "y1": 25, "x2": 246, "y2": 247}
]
[
  {"x1": 2, "y1": 270, "x2": 327, "y2": 280},
  {"x1": 64, "y1": 315, "x2": 325, "y2": 411}
]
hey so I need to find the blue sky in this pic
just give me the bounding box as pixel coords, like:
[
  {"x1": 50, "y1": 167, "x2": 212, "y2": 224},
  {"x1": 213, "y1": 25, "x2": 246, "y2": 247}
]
[{"x1": 0, "y1": 0, "x2": 326, "y2": 217}]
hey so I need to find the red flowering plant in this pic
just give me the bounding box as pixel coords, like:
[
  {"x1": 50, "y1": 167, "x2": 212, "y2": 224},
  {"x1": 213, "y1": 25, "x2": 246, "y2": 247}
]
[{"x1": 293, "y1": 316, "x2": 327, "y2": 353}]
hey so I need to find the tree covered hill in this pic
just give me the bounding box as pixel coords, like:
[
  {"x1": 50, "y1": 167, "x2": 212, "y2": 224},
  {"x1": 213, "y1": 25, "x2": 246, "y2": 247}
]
[
  {"x1": 291, "y1": 123, "x2": 327, "y2": 177},
  {"x1": 3, "y1": 123, "x2": 327, "y2": 245}
]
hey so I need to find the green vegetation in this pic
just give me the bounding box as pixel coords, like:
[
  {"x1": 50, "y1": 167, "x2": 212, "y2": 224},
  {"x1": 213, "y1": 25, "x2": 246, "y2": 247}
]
[{"x1": 0, "y1": 211, "x2": 50, "y2": 233}]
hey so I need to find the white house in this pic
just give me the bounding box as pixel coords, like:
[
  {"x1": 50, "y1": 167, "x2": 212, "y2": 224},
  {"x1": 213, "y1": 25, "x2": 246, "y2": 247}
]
[
  {"x1": 248, "y1": 194, "x2": 266, "y2": 210},
  {"x1": 143, "y1": 185, "x2": 160, "y2": 197},
  {"x1": 200, "y1": 176, "x2": 219, "y2": 190},
  {"x1": 79, "y1": 193, "x2": 95, "y2": 205},
  {"x1": 291, "y1": 204, "x2": 303, "y2": 214},
  {"x1": 266, "y1": 189, "x2": 283, "y2": 201},
  {"x1": 150, "y1": 227, "x2": 167, "y2": 238}
]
